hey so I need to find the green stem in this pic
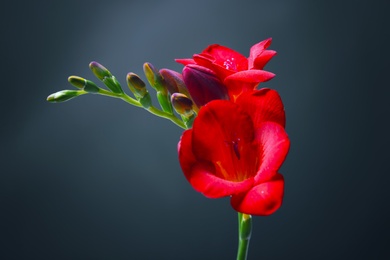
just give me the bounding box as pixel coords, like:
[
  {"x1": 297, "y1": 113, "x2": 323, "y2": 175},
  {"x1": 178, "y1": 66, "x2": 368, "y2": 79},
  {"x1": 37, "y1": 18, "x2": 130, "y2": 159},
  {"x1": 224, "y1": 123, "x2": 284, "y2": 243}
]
[
  {"x1": 237, "y1": 213, "x2": 252, "y2": 260},
  {"x1": 97, "y1": 89, "x2": 186, "y2": 129},
  {"x1": 147, "y1": 107, "x2": 186, "y2": 129}
]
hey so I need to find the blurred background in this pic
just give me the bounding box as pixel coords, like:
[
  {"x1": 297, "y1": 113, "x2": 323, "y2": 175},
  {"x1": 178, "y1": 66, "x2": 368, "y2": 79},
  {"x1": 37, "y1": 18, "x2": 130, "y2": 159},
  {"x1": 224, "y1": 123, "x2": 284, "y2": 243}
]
[{"x1": 1, "y1": 0, "x2": 389, "y2": 259}]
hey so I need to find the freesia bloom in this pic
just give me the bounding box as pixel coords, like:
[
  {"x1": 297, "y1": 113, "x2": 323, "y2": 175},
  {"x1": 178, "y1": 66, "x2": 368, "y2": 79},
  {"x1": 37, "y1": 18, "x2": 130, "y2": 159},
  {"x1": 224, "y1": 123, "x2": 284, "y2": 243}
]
[
  {"x1": 177, "y1": 38, "x2": 276, "y2": 101},
  {"x1": 178, "y1": 89, "x2": 289, "y2": 215}
]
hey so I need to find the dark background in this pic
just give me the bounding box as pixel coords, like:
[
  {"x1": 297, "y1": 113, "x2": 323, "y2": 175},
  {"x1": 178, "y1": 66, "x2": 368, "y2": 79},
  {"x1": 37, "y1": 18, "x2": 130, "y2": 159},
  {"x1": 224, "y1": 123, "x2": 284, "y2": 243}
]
[{"x1": 2, "y1": 0, "x2": 389, "y2": 259}]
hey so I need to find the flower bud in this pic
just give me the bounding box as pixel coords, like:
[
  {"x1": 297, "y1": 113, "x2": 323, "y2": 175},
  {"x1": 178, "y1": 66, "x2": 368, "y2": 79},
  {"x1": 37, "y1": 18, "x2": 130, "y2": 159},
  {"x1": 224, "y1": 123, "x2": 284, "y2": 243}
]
[
  {"x1": 171, "y1": 93, "x2": 194, "y2": 117},
  {"x1": 89, "y1": 61, "x2": 123, "y2": 93},
  {"x1": 68, "y1": 76, "x2": 100, "y2": 93},
  {"x1": 47, "y1": 90, "x2": 84, "y2": 103},
  {"x1": 143, "y1": 62, "x2": 165, "y2": 92},
  {"x1": 160, "y1": 69, "x2": 190, "y2": 96},
  {"x1": 182, "y1": 64, "x2": 229, "y2": 107},
  {"x1": 126, "y1": 73, "x2": 147, "y2": 98},
  {"x1": 68, "y1": 76, "x2": 86, "y2": 89},
  {"x1": 89, "y1": 61, "x2": 112, "y2": 80}
]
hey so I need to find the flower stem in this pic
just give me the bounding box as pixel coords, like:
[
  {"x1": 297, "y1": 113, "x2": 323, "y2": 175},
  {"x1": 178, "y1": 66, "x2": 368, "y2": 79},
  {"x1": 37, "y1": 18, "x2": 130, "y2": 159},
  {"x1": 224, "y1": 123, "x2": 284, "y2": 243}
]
[
  {"x1": 237, "y1": 213, "x2": 252, "y2": 260},
  {"x1": 97, "y1": 89, "x2": 186, "y2": 129}
]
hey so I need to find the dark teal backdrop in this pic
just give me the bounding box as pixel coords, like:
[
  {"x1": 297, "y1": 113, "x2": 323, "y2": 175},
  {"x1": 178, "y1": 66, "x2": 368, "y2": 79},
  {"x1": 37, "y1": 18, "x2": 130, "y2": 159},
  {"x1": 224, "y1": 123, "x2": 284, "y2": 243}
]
[{"x1": 1, "y1": 0, "x2": 389, "y2": 259}]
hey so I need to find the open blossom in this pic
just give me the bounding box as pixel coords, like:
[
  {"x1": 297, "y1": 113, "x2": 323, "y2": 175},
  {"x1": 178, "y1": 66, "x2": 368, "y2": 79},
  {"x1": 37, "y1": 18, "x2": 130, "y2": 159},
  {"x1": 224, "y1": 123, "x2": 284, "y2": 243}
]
[
  {"x1": 177, "y1": 38, "x2": 277, "y2": 101},
  {"x1": 178, "y1": 89, "x2": 289, "y2": 215}
]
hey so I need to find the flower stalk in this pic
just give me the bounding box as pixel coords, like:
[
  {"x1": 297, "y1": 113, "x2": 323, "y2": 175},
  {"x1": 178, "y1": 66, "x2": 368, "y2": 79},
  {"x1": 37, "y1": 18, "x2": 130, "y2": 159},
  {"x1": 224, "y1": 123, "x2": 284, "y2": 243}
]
[{"x1": 237, "y1": 213, "x2": 252, "y2": 260}]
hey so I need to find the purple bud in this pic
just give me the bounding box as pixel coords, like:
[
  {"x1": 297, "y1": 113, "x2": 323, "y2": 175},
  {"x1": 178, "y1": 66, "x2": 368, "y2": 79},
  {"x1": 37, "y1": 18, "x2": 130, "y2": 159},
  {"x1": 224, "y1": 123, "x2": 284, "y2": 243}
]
[{"x1": 182, "y1": 64, "x2": 229, "y2": 107}]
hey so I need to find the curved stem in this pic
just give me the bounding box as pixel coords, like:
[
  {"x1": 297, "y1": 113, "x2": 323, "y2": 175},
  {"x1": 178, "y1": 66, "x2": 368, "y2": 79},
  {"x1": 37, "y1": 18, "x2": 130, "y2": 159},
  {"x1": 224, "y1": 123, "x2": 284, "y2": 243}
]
[
  {"x1": 97, "y1": 89, "x2": 186, "y2": 129},
  {"x1": 237, "y1": 213, "x2": 252, "y2": 260},
  {"x1": 147, "y1": 107, "x2": 186, "y2": 129}
]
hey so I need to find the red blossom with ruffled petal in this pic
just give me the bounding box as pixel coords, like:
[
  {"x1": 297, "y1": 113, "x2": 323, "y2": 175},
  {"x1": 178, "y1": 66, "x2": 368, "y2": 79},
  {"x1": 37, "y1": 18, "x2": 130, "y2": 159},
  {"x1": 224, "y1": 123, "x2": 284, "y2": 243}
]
[
  {"x1": 177, "y1": 38, "x2": 277, "y2": 101},
  {"x1": 178, "y1": 90, "x2": 289, "y2": 215}
]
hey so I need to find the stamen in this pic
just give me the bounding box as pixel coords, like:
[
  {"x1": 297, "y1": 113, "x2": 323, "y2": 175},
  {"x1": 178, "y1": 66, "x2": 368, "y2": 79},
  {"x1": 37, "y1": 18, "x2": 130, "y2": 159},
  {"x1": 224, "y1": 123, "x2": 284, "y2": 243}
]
[{"x1": 223, "y1": 58, "x2": 236, "y2": 70}]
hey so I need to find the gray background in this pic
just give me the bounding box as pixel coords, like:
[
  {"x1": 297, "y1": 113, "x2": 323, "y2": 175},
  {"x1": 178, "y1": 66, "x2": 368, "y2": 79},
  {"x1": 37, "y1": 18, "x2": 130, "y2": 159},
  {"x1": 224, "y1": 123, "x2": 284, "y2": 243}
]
[{"x1": 2, "y1": 0, "x2": 389, "y2": 259}]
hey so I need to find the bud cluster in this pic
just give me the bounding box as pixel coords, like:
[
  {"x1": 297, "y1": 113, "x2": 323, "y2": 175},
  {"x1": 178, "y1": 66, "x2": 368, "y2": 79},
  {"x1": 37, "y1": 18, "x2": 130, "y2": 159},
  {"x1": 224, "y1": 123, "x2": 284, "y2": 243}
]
[{"x1": 47, "y1": 61, "x2": 198, "y2": 129}]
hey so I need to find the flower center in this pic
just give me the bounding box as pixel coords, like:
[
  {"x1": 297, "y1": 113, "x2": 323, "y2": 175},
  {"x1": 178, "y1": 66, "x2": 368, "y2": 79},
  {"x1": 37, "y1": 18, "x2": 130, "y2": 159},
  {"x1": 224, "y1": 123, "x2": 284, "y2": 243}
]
[
  {"x1": 223, "y1": 58, "x2": 237, "y2": 71},
  {"x1": 224, "y1": 138, "x2": 241, "y2": 160}
]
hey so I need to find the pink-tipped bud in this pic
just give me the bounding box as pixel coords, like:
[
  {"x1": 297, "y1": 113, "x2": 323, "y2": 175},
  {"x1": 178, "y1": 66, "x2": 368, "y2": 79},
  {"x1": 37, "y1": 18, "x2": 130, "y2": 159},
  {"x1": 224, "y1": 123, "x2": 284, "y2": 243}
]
[
  {"x1": 160, "y1": 69, "x2": 187, "y2": 94},
  {"x1": 89, "y1": 61, "x2": 112, "y2": 80},
  {"x1": 182, "y1": 64, "x2": 229, "y2": 107}
]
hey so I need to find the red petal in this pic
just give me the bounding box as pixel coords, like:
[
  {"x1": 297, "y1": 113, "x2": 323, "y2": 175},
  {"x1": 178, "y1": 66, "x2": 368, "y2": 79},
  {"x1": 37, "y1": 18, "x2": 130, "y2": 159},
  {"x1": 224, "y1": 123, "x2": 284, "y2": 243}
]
[
  {"x1": 224, "y1": 70, "x2": 275, "y2": 85},
  {"x1": 248, "y1": 38, "x2": 273, "y2": 69},
  {"x1": 175, "y1": 58, "x2": 196, "y2": 66},
  {"x1": 193, "y1": 54, "x2": 235, "y2": 80},
  {"x1": 201, "y1": 44, "x2": 248, "y2": 72},
  {"x1": 253, "y1": 50, "x2": 277, "y2": 70},
  {"x1": 188, "y1": 162, "x2": 254, "y2": 198},
  {"x1": 192, "y1": 100, "x2": 254, "y2": 167},
  {"x1": 236, "y1": 89, "x2": 286, "y2": 128},
  {"x1": 178, "y1": 130, "x2": 196, "y2": 177},
  {"x1": 178, "y1": 110, "x2": 256, "y2": 198},
  {"x1": 230, "y1": 173, "x2": 284, "y2": 216},
  {"x1": 253, "y1": 122, "x2": 290, "y2": 183}
]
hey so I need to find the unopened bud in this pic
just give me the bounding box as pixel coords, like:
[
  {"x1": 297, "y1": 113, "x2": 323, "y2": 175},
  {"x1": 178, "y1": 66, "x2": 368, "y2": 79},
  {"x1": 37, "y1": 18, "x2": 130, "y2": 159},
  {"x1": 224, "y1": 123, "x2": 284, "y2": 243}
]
[
  {"x1": 143, "y1": 62, "x2": 165, "y2": 92},
  {"x1": 68, "y1": 76, "x2": 86, "y2": 89},
  {"x1": 89, "y1": 61, "x2": 112, "y2": 80},
  {"x1": 160, "y1": 69, "x2": 190, "y2": 96},
  {"x1": 47, "y1": 90, "x2": 84, "y2": 103},
  {"x1": 182, "y1": 64, "x2": 229, "y2": 107},
  {"x1": 68, "y1": 76, "x2": 100, "y2": 93},
  {"x1": 127, "y1": 73, "x2": 147, "y2": 98},
  {"x1": 171, "y1": 93, "x2": 194, "y2": 117}
]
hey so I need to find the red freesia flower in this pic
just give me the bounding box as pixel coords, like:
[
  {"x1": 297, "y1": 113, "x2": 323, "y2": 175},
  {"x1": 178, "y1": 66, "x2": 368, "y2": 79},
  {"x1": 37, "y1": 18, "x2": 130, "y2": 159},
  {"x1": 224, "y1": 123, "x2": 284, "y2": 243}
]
[
  {"x1": 178, "y1": 89, "x2": 289, "y2": 215},
  {"x1": 177, "y1": 38, "x2": 277, "y2": 101}
]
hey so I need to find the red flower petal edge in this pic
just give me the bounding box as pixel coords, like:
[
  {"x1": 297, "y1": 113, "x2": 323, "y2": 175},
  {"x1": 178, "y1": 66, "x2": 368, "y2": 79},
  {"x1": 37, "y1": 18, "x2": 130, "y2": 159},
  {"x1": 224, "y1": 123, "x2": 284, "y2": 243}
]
[
  {"x1": 231, "y1": 173, "x2": 284, "y2": 216},
  {"x1": 178, "y1": 93, "x2": 289, "y2": 215}
]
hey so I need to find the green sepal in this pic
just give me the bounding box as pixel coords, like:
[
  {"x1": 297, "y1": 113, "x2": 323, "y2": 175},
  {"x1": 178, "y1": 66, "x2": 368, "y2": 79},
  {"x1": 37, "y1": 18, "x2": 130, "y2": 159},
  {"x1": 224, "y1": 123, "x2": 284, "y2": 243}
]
[
  {"x1": 47, "y1": 90, "x2": 85, "y2": 103},
  {"x1": 103, "y1": 76, "x2": 123, "y2": 94},
  {"x1": 157, "y1": 91, "x2": 173, "y2": 114},
  {"x1": 139, "y1": 92, "x2": 152, "y2": 108},
  {"x1": 83, "y1": 80, "x2": 100, "y2": 93},
  {"x1": 182, "y1": 114, "x2": 195, "y2": 129}
]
